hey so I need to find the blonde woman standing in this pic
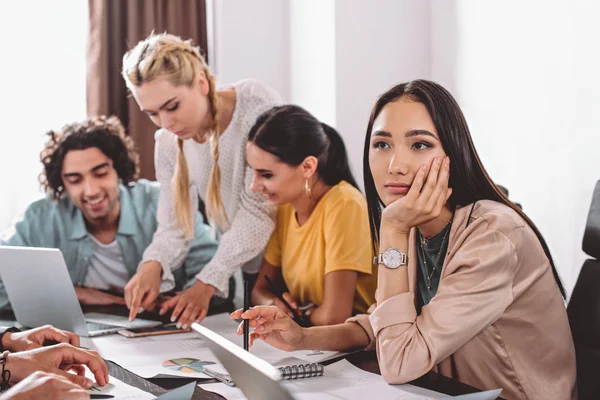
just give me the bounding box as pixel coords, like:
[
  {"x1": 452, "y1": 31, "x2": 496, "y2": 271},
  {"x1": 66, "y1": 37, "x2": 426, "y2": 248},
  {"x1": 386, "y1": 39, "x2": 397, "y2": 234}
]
[{"x1": 121, "y1": 33, "x2": 282, "y2": 327}]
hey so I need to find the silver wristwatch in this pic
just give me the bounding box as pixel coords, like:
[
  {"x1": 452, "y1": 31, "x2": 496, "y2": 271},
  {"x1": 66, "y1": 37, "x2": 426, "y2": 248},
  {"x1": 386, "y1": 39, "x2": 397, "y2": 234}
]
[{"x1": 374, "y1": 248, "x2": 407, "y2": 269}]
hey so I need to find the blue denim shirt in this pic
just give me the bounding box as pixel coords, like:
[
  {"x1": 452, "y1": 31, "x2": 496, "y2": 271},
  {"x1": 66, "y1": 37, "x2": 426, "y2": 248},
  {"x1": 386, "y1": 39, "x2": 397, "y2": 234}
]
[{"x1": 0, "y1": 179, "x2": 218, "y2": 309}]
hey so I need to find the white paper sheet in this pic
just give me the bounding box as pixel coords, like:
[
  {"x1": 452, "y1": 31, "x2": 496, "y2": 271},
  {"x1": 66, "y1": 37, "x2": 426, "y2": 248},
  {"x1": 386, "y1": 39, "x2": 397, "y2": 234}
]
[
  {"x1": 83, "y1": 333, "x2": 217, "y2": 379},
  {"x1": 82, "y1": 313, "x2": 346, "y2": 379},
  {"x1": 201, "y1": 359, "x2": 447, "y2": 400},
  {"x1": 86, "y1": 372, "x2": 196, "y2": 400},
  {"x1": 86, "y1": 370, "x2": 155, "y2": 400}
]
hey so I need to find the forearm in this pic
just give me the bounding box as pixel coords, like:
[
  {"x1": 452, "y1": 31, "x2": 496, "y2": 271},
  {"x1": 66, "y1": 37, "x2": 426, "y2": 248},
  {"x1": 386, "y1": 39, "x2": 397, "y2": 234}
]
[
  {"x1": 198, "y1": 189, "x2": 275, "y2": 296},
  {"x1": 252, "y1": 288, "x2": 277, "y2": 306},
  {"x1": 310, "y1": 270, "x2": 358, "y2": 326},
  {"x1": 376, "y1": 226, "x2": 410, "y2": 303},
  {"x1": 183, "y1": 221, "x2": 219, "y2": 282},
  {"x1": 197, "y1": 244, "x2": 265, "y2": 297},
  {"x1": 300, "y1": 322, "x2": 369, "y2": 351},
  {"x1": 142, "y1": 234, "x2": 190, "y2": 272},
  {"x1": 148, "y1": 165, "x2": 195, "y2": 273},
  {"x1": 309, "y1": 306, "x2": 351, "y2": 326},
  {"x1": 142, "y1": 240, "x2": 189, "y2": 293},
  {"x1": 5, "y1": 353, "x2": 33, "y2": 384}
]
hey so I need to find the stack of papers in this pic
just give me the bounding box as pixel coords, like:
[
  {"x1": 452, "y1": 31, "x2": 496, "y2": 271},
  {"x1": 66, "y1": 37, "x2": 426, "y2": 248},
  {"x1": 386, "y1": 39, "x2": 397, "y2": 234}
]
[
  {"x1": 81, "y1": 313, "x2": 346, "y2": 380},
  {"x1": 85, "y1": 371, "x2": 196, "y2": 400},
  {"x1": 87, "y1": 376, "x2": 154, "y2": 400},
  {"x1": 202, "y1": 359, "x2": 446, "y2": 400}
]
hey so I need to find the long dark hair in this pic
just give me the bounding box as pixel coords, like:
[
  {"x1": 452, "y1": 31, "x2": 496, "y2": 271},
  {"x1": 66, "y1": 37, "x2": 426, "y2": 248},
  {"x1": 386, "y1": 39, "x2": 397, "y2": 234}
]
[
  {"x1": 363, "y1": 80, "x2": 565, "y2": 298},
  {"x1": 249, "y1": 105, "x2": 358, "y2": 189}
]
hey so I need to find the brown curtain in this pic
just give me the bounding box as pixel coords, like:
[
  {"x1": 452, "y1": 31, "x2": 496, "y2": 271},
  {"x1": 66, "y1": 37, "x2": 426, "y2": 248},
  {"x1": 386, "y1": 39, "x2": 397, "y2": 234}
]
[{"x1": 86, "y1": 0, "x2": 208, "y2": 180}]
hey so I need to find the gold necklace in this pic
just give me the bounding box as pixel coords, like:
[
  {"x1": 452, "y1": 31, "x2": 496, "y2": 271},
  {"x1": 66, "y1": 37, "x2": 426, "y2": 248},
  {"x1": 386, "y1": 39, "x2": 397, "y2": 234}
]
[
  {"x1": 419, "y1": 224, "x2": 451, "y2": 293},
  {"x1": 421, "y1": 219, "x2": 453, "y2": 246}
]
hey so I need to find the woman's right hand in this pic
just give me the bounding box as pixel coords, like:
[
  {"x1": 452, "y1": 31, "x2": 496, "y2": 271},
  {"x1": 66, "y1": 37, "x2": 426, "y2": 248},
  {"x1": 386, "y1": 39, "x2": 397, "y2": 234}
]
[
  {"x1": 380, "y1": 156, "x2": 451, "y2": 234},
  {"x1": 0, "y1": 371, "x2": 90, "y2": 400},
  {"x1": 125, "y1": 261, "x2": 163, "y2": 321},
  {"x1": 6, "y1": 343, "x2": 109, "y2": 388},
  {"x1": 231, "y1": 306, "x2": 306, "y2": 351},
  {"x1": 270, "y1": 292, "x2": 298, "y2": 319}
]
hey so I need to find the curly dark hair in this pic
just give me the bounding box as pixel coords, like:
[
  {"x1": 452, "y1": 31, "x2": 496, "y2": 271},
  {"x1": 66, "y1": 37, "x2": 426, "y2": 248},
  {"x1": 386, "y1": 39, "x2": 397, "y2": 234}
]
[{"x1": 39, "y1": 115, "x2": 140, "y2": 200}]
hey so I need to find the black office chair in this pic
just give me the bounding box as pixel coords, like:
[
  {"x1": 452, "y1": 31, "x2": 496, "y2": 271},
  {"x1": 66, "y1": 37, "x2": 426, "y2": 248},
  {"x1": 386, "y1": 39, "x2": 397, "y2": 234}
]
[{"x1": 567, "y1": 179, "x2": 600, "y2": 400}]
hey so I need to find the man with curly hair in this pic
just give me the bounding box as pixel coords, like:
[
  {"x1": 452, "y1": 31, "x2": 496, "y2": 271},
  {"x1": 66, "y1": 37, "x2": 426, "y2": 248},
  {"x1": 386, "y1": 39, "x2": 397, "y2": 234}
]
[{"x1": 0, "y1": 116, "x2": 220, "y2": 310}]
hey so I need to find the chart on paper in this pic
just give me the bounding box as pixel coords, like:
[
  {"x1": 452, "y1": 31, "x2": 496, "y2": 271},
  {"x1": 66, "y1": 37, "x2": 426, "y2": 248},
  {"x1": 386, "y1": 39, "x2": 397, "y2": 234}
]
[{"x1": 162, "y1": 358, "x2": 216, "y2": 374}]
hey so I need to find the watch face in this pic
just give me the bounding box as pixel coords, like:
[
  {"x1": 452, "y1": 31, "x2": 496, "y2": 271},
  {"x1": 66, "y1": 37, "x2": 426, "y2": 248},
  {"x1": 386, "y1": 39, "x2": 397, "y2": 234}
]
[{"x1": 383, "y1": 249, "x2": 402, "y2": 268}]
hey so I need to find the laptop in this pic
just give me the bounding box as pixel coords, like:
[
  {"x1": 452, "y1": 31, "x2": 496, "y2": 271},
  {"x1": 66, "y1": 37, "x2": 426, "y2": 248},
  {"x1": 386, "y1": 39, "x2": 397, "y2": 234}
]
[
  {"x1": 192, "y1": 322, "x2": 295, "y2": 400},
  {"x1": 0, "y1": 246, "x2": 162, "y2": 337}
]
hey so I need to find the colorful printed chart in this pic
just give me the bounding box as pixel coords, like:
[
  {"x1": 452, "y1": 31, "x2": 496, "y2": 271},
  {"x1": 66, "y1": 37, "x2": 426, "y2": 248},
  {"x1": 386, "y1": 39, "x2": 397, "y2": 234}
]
[{"x1": 162, "y1": 358, "x2": 216, "y2": 374}]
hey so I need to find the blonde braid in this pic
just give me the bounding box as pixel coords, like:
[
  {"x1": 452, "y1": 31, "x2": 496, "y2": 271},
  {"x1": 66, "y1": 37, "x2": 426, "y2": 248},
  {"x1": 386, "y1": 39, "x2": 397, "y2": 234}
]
[
  {"x1": 173, "y1": 139, "x2": 194, "y2": 239},
  {"x1": 205, "y1": 71, "x2": 230, "y2": 228},
  {"x1": 122, "y1": 32, "x2": 229, "y2": 233}
]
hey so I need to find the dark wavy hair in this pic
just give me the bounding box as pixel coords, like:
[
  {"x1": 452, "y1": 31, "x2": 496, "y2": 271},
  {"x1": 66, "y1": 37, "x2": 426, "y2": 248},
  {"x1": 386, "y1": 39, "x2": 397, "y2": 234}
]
[
  {"x1": 39, "y1": 115, "x2": 140, "y2": 200},
  {"x1": 248, "y1": 105, "x2": 358, "y2": 189},
  {"x1": 363, "y1": 80, "x2": 566, "y2": 298}
]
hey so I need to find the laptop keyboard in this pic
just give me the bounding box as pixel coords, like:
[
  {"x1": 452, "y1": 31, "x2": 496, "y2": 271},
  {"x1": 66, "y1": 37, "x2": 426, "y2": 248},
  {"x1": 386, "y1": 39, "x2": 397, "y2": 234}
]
[{"x1": 86, "y1": 322, "x2": 119, "y2": 331}]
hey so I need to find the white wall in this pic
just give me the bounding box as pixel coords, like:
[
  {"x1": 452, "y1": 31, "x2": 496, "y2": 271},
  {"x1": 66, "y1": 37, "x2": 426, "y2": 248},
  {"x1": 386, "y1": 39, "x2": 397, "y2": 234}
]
[
  {"x1": 335, "y1": 0, "x2": 431, "y2": 187},
  {"x1": 430, "y1": 1, "x2": 600, "y2": 293},
  {"x1": 289, "y1": 0, "x2": 336, "y2": 126},
  {"x1": 429, "y1": 0, "x2": 458, "y2": 94},
  {"x1": 212, "y1": 0, "x2": 290, "y2": 100}
]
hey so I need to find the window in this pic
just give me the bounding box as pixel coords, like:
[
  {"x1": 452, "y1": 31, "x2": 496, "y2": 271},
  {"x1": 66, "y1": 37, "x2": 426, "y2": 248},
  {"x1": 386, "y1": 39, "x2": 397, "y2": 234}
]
[{"x1": 0, "y1": 1, "x2": 88, "y2": 230}]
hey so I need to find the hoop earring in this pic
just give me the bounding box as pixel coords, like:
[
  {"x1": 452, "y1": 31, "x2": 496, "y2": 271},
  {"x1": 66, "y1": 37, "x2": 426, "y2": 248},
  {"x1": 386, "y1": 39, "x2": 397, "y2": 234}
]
[{"x1": 304, "y1": 179, "x2": 313, "y2": 202}]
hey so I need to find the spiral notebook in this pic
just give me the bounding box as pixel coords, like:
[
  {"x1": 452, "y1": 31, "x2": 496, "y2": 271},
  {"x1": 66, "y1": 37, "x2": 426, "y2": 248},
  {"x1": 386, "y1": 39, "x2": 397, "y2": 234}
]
[{"x1": 204, "y1": 359, "x2": 325, "y2": 387}]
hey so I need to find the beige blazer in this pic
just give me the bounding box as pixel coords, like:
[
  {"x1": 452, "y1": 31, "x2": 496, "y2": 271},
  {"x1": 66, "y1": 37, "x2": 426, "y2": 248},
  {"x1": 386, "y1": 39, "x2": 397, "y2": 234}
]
[{"x1": 348, "y1": 200, "x2": 576, "y2": 400}]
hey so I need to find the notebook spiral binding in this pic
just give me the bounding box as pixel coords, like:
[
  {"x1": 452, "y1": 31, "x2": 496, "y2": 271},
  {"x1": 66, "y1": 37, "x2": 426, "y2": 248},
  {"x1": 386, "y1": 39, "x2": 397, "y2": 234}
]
[{"x1": 277, "y1": 363, "x2": 324, "y2": 380}]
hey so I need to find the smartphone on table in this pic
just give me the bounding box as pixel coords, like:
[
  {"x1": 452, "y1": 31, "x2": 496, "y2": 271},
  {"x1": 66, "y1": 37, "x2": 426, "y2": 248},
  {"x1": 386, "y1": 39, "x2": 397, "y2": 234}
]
[{"x1": 117, "y1": 323, "x2": 191, "y2": 338}]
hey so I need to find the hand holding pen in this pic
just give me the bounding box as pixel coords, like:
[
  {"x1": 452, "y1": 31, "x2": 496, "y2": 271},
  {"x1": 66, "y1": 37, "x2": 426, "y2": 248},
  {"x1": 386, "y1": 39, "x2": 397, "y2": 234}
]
[
  {"x1": 264, "y1": 276, "x2": 311, "y2": 327},
  {"x1": 243, "y1": 278, "x2": 250, "y2": 351}
]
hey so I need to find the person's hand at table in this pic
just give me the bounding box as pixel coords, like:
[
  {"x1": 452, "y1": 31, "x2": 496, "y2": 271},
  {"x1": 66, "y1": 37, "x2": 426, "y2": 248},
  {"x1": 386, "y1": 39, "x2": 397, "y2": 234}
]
[
  {"x1": 267, "y1": 292, "x2": 300, "y2": 319},
  {"x1": 75, "y1": 287, "x2": 126, "y2": 306},
  {"x1": 0, "y1": 371, "x2": 90, "y2": 400},
  {"x1": 1, "y1": 325, "x2": 80, "y2": 352},
  {"x1": 231, "y1": 306, "x2": 306, "y2": 351},
  {"x1": 158, "y1": 280, "x2": 215, "y2": 328},
  {"x1": 125, "y1": 261, "x2": 162, "y2": 321},
  {"x1": 5, "y1": 343, "x2": 109, "y2": 388}
]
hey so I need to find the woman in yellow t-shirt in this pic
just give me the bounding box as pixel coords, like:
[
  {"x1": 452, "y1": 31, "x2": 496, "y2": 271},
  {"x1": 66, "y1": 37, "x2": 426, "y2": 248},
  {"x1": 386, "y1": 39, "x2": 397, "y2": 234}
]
[{"x1": 246, "y1": 105, "x2": 376, "y2": 326}]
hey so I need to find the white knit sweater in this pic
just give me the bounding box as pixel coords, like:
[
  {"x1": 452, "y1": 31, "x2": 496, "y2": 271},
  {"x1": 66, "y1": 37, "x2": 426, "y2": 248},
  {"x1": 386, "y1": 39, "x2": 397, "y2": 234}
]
[{"x1": 141, "y1": 79, "x2": 282, "y2": 297}]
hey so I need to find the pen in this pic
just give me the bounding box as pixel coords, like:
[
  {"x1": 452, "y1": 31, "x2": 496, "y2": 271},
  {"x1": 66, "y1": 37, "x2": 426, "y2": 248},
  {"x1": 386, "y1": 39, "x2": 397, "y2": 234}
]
[
  {"x1": 243, "y1": 277, "x2": 250, "y2": 351},
  {"x1": 89, "y1": 387, "x2": 115, "y2": 399},
  {"x1": 203, "y1": 368, "x2": 236, "y2": 387},
  {"x1": 263, "y1": 275, "x2": 310, "y2": 327}
]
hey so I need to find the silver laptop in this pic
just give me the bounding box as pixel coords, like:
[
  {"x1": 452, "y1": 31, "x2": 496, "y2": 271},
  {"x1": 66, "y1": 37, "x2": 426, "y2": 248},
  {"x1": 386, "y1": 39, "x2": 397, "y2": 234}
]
[
  {"x1": 0, "y1": 246, "x2": 161, "y2": 337},
  {"x1": 192, "y1": 322, "x2": 295, "y2": 400}
]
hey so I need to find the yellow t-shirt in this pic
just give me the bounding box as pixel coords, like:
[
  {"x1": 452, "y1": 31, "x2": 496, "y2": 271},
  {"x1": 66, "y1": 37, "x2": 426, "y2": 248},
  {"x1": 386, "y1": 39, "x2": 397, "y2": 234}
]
[{"x1": 264, "y1": 181, "x2": 376, "y2": 314}]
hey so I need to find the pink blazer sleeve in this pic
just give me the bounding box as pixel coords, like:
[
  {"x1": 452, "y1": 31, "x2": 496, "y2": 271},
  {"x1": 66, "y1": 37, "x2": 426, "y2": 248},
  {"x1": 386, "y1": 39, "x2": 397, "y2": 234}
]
[
  {"x1": 345, "y1": 305, "x2": 377, "y2": 351},
  {"x1": 370, "y1": 219, "x2": 518, "y2": 384}
]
